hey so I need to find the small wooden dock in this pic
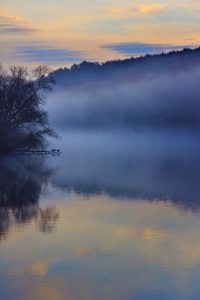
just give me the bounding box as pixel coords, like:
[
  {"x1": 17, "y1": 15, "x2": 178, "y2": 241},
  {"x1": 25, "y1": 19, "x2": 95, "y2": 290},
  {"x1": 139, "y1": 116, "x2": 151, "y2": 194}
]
[{"x1": 12, "y1": 149, "x2": 62, "y2": 155}]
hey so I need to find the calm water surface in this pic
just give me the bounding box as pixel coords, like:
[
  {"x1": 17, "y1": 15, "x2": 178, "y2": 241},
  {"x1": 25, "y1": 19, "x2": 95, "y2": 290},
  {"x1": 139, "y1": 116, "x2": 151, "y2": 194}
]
[{"x1": 1, "y1": 131, "x2": 200, "y2": 300}]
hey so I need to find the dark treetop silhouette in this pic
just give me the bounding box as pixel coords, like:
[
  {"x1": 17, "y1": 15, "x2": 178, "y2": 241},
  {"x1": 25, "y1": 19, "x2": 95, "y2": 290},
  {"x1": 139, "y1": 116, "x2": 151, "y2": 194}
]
[
  {"x1": 0, "y1": 64, "x2": 58, "y2": 154},
  {"x1": 52, "y1": 47, "x2": 200, "y2": 88}
]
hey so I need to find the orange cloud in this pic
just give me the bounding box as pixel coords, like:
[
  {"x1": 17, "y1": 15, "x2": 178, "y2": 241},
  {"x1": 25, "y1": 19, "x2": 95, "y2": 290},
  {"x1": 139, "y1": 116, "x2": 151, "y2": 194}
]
[
  {"x1": 0, "y1": 10, "x2": 26, "y2": 24},
  {"x1": 137, "y1": 4, "x2": 165, "y2": 15},
  {"x1": 109, "y1": 3, "x2": 165, "y2": 18},
  {"x1": 0, "y1": 10, "x2": 37, "y2": 34}
]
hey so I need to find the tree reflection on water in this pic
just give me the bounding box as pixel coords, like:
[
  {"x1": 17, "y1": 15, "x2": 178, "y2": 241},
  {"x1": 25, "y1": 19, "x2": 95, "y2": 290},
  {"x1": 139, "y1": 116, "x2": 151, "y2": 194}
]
[{"x1": 0, "y1": 155, "x2": 59, "y2": 242}]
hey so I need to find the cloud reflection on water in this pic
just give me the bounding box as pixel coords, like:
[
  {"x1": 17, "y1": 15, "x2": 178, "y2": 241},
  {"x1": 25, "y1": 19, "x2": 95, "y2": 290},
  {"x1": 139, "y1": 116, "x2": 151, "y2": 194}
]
[{"x1": 2, "y1": 197, "x2": 200, "y2": 300}]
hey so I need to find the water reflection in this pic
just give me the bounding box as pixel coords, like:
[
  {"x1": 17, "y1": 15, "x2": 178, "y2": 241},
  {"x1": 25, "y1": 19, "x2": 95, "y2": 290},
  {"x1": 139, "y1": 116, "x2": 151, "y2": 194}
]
[
  {"x1": 2, "y1": 196, "x2": 200, "y2": 300},
  {"x1": 51, "y1": 131, "x2": 200, "y2": 213},
  {"x1": 0, "y1": 155, "x2": 59, "y2": 241},
  {"x1": 1, "y1": 132, "x2": 200, "y2": 299}
]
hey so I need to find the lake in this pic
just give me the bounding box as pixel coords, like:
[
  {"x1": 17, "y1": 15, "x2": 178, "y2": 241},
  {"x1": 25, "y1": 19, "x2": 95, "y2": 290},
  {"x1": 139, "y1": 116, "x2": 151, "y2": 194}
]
[{"x1": 1, "y1": 130, "x2": 200, "y2": 300}]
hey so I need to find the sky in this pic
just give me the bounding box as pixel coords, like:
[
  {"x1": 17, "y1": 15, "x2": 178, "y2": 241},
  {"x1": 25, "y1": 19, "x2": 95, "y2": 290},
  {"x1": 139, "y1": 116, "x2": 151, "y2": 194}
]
[{"x1": 1, "y1": 0, "x2": 200, "y2": 69}]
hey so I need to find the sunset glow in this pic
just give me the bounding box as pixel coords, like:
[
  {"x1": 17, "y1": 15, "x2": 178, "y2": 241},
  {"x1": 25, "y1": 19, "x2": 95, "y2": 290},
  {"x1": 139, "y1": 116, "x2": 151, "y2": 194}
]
[{"x1": 0, "y1": 0, "x2": 200, "y2": 68}]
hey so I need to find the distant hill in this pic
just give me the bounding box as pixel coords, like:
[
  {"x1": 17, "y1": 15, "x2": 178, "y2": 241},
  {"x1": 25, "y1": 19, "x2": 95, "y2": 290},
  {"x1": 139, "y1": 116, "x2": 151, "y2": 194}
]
[
  {"x1": 51, "y1": 47, "x2": 200, "y2": 88},
  {"x1": 48, "y1": 47, "x2": 200, "y2": 132}
]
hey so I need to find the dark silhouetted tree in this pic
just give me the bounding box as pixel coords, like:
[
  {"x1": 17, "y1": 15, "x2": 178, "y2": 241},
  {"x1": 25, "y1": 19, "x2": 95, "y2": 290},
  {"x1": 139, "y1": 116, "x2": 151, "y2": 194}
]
[{"x1": 0, "y1": 64, "x2": 58, "y2": 154}]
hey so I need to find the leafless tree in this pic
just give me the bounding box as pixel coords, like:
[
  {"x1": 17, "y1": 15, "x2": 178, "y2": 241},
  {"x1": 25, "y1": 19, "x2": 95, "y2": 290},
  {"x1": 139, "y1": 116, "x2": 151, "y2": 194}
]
[{"x1": 0, "y1": 64, "x2": 59, "y2": 154}]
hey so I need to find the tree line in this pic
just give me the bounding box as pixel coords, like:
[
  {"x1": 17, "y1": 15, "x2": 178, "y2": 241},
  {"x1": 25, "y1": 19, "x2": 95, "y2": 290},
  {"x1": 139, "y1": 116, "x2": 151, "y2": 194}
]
[{"x1": 52, "y1": 47, "x2": 200, "y2": 88}]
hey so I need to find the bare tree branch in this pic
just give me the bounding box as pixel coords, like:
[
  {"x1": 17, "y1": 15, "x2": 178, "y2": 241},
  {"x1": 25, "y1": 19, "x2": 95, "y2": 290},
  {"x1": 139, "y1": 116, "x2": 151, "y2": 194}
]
[{"x1": 0, "y1": 64, "x2": 59, "y2": 154}]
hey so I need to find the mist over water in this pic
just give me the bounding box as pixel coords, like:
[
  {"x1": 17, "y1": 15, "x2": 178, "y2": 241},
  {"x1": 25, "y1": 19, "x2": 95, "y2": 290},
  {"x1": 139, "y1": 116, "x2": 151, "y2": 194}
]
[
  {"x1": 45, "y1": 62, "x2": 200, "y2": 209},
  {"x1": 48, "y1": 66, "x2": 200, "y2": 131},
  {"x1": 48, "y1": 130, "x2": 200, "y2": 212}
]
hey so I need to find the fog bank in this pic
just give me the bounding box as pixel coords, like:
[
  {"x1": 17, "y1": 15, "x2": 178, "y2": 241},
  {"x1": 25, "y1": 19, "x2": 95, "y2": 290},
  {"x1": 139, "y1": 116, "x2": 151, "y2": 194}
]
[
  {"x1": 49, "y1": 130, "x2": 200, "y2": 211},
  {"x1": 47, "y1": 67, "x2": 200, "y2": 132}
]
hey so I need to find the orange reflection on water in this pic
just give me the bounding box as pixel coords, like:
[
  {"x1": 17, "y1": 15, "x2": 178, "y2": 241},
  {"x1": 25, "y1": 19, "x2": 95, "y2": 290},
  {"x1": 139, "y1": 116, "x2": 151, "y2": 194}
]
[{"x1": 1, "y1": 195, "x2": 200, "y2": 300}]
